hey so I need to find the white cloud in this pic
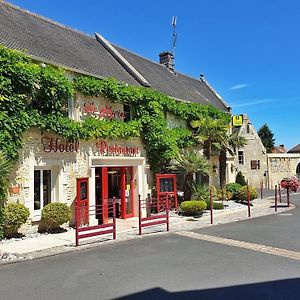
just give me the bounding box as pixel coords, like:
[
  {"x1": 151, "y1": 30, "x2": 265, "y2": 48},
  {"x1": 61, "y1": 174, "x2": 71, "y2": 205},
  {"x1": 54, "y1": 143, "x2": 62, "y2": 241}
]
[
  {"x1": 230, "y1": 83, "x2": 250, "y2": 90},
  {"x1": 231, "y1": 96, "x2": 300, "y2": 108},
  {"x1": 231, "y1": 98, "x2": 275, "y2": 108}
]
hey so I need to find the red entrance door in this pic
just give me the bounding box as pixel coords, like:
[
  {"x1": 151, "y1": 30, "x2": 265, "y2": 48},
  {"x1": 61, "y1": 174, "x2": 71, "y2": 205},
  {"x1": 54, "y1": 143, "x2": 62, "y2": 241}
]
[
  {"x1": 96, "y1": 166, "x2": 134, "y2": 221},
  {"x1": 76, "y1": 177, "x2": 89, "y2": 225},
  {"x1": 101, "y1": 167, "x2": 109, "y2": 224},
  {"x1": 121, "y1": 167, "x2": 134, "y2": 219}
]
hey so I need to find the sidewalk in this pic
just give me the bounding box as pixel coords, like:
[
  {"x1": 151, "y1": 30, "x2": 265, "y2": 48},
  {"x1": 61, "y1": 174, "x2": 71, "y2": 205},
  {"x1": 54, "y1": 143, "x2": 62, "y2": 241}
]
[{"x1": 0, "y1": 195, "x2": 294, "y2": 263}]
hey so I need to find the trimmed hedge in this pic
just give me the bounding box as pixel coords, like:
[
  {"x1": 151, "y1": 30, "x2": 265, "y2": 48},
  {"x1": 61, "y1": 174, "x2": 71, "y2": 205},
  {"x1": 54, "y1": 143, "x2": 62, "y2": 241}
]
[
  {"x1": 180, "y1": 200, "x2": 207, "y2": 216},
  {"x1": 205, "y1": 200, "x2": 224, "y2": 210},
  {"x1": 3, "y1": 203, "x2": 29, "y2": 238},
  {"x1": 237, "y1": 186, "x2": 257, "y2": 201},
  {"x1": 217, "y1": 188, "x2": 233, "y2": 201},
  {"x1": 41, "y1": 203, "x2": 71, "y2": 232}
]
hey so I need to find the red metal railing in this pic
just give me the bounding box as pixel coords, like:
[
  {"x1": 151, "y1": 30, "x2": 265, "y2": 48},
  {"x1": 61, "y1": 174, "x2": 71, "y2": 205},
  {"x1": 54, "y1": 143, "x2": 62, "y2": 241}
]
[
  {"x1": 75, "y1": 198, "x2": 116, "y2": 246},
  {"x1": 138, "y1": 195, "x2": 169, "y2": 236}
]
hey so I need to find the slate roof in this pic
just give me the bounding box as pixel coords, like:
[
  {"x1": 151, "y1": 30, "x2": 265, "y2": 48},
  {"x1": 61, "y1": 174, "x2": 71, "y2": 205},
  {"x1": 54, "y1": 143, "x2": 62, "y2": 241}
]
[
  {"x1": 0, "y1": 2, "x2": 138, "y2": 85},
  {"x1": 0, "y1": 1, "x2": 230, "y2": 111},
  {"x1": 288, "y1": 144, "x2": 300, "y2": 153},
  {"x1": 115, "y1": 46, "x2": 230, "y2": 111}
]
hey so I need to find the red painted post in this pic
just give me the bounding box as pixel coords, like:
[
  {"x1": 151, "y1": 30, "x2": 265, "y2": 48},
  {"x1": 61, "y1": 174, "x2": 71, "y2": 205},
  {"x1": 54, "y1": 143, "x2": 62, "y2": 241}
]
[
  {"x1": 275, "y1": 185, "x2": 278, "y2": 212},
  {"x1": 113, "y1": 197, "x2": 116, "y2": 240},
  {"x1": 287, "y1": 187, "x2": 290, "y2": 207},
  {"x1": 75, "y1": 200, "x2": 79, "y2": 247},
  {"x1": 210, "y1": 188, "x2": 213, "y2": 224},
  {"x1": 138, "y1": 195, "x2": 142, "y2": 236},
  {"x1": 260, "y1": 180, "x2": 263, "y2": 200},
  {"x1": 278, "y1": 184, "x2": 282, "y2": 203},
  {"x1": 166, "y1": 195, "x2": 169, "y2": 232},
  {"x1": 247, "y1": 185, "x2": 251, "y2": 217}
]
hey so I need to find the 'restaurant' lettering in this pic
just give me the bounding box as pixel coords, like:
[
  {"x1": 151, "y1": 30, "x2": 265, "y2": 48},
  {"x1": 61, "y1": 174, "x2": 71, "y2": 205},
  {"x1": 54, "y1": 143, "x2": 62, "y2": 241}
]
[
  {"x1": 41, "y1": 137, "x2": 79, "y2": 153},
  {"x1": 96, "y1": 140, "x2": 139, "y2": 156}
]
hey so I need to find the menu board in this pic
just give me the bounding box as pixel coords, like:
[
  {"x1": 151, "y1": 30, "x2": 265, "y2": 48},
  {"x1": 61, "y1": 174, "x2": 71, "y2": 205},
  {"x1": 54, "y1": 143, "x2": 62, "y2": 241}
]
[{"x1": 159, "y1": 178, "x2": 174, "y2": 193}]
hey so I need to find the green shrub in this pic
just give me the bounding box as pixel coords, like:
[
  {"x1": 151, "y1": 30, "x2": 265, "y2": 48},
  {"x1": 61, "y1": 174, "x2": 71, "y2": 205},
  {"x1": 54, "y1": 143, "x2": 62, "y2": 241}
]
[
  {"x1": 41, "y1": 203, "x2": 71, "y2": 232},
  {"x1": 205, "y1": 200, "x2": 224, "y2": 210},
  {"x1": 191, "y1": 183, "x2": 209, "y2": 201},
  {"x1": 237, "y1": 186, "x2": 257, "y2": 201},
  {"x1": 226, "y1": 183, "x2": 242, "y2": 200},
  {"x1": 180, "y1": 200, "x2": 207, "y2": 216},
  {"x1": 235, "y1": 171, "x2": 247, "y2": 186},
  {"x1": 3, "y1": 203, "x2": 29, "y2": 238},
  {"x1": 210, "y1": 186, "x2": 218, "y2": 198},
  {"x1": 0, "y1": 207, "x2": 4, "y2": 239},
  {"x1": 217, "y1": 188, "x2": 233, "y2": 201}
]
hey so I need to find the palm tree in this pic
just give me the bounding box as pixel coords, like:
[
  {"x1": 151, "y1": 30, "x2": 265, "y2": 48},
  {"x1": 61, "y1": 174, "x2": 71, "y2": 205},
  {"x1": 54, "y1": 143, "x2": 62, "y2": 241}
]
[
  {"x1": 219, "y1": 132, "x2": 247, "y2": 188},
  {"x1": 190, "y1": 117, "x2": 228, "y2": 184},
  {"x1": 169, "y1": 148, "x2": 211, "y2": 201}
]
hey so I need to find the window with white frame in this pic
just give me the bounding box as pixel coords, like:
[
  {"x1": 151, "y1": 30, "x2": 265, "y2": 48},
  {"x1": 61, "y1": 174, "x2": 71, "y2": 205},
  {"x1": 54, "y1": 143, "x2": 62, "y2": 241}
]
[
  {"x1": 238, "y1": 151, "x2": 244, "y2": 165},
  {"x1": 34, "y1": 169, "x2": 52, "y2": 212}
]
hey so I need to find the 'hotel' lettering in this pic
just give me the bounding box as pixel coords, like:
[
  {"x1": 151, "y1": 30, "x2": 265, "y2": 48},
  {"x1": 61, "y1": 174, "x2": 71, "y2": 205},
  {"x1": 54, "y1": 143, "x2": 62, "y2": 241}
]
[{"x1": 41, "y1": 137, "x2": 79, "y2": 153}]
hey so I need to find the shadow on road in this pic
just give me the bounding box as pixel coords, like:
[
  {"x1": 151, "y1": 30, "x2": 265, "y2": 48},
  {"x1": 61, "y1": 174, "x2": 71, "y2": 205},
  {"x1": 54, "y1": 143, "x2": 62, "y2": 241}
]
[{"x1": 115, "y1": 278, "x2": 300, "y2": 300}]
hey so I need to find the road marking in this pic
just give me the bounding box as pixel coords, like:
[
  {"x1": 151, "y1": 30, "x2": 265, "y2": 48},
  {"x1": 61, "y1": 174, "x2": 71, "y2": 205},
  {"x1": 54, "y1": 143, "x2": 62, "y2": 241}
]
[
  {"x1": 277, "y1": 213, "x2": 293, "y2": 216},
  {"x1": 175, "y1": 231, "x2": 300, "y2": 261}
]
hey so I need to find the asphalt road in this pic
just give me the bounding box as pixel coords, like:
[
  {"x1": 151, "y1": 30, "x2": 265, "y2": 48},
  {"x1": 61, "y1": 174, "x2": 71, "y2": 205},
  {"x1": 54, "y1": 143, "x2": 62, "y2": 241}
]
[{"x1": 0, "y1": 193, "x2": 299, "y2": 300}]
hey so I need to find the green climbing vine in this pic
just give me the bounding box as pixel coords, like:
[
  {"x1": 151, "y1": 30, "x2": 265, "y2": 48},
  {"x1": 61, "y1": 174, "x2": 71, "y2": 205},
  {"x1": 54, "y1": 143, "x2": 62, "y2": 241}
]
[{"x1": 0, "y1": 45, "x2": 230, "y2": 182}]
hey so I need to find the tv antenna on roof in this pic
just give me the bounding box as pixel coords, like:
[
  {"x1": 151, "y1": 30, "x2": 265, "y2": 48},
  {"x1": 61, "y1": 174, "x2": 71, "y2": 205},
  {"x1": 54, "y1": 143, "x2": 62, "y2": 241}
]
[{"x1": 171, "y1": 16, "x2": 177, "y2": 67}]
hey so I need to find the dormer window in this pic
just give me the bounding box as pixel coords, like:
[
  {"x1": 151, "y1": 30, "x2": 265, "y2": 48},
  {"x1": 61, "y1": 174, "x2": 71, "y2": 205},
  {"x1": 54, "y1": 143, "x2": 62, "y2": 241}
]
[{"x1": 124, "y1": 104, "x2": 132, "y2": 122}]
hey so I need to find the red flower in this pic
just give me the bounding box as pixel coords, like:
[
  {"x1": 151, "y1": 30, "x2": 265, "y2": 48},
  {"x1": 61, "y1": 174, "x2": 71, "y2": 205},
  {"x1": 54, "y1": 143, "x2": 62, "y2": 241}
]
[{"x1": 280, "y1": 176, "x2": 300, "y2": 192}]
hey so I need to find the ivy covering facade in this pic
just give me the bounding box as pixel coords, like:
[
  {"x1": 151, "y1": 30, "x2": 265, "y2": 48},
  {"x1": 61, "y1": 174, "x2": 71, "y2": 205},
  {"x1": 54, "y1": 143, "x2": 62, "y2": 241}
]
[{"x1": 0, "y1": 45, "x2": 230, "y2": 176}]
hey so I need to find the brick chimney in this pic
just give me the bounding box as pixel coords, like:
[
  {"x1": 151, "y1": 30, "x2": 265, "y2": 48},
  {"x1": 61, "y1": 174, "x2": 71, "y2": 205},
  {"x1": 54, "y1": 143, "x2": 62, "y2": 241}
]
[{"x1": 159, "y1": 51, "x2": 174, "y2": 70}]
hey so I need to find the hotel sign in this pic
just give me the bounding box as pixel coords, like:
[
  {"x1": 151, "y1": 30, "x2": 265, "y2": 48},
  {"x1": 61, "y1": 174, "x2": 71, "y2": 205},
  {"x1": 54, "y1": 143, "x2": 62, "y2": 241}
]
[
  {"x1": 232, "y1": 115, "x2": 243, "y2": 127},
  {"x1": 41, "y1": 137, "x2": 79, "y2": 153},
  {"x1": 81, "y1": 101, "x2": 125, "y2": 120}
]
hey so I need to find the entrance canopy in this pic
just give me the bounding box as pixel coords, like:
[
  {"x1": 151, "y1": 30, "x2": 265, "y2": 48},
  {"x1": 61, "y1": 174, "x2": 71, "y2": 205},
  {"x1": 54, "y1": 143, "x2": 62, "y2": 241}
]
[{"x1": 90, "y1": 156, "x2": 145, "y2": 167}]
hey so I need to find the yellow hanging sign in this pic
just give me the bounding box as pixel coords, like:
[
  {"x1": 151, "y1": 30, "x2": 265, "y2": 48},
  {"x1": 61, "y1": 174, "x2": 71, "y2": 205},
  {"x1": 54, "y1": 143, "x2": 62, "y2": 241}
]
[{"x1": 232, "y1": 115, "x2": 243, "y2": 127}]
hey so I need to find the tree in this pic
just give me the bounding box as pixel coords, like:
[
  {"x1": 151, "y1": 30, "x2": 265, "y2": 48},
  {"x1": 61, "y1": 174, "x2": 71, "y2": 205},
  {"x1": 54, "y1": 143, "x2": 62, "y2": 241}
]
[
  {"x1": 258, "y1": 123, "x2": 275, "y2": 153},
  {"x1": 169, "y1": 148, "x2": 211, "y2": 201},
  {"x1": 190, "y1": 117, "x2": 228, "y2": 184},
  {"x1": 219, "y1": 132, "x2": 247, "y2": 188}
]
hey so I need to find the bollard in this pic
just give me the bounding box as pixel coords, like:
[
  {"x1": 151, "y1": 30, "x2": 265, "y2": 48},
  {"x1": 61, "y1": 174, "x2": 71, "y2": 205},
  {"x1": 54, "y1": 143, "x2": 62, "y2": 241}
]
[
  {"x1": 278, "y1": 184, "x2": 282, "y2": 203},
  {"x1": 210, "y1": 188, "x2": 213, "y2": 224},
  {"x1": 138, "y1": 195, "x2": 142, "y2": 236},
  {"x1": 287, "y1": 187, "x2": 290, "y2": 207},
  {"x1": 247, "y1": 185, "x2": 251, "y2": 217},
  {"x1": 75, "y1": 200, "x2": 79, "y2": 246},
  {"x1": 260, "y1": 180, "x2": 263, "y2": 199},
  {"x1": 275, "y1": 185, "x2": 277, "y2": 212},
  {"x1": 166, "y1": 196, "x2": 170, "y2": 232}
]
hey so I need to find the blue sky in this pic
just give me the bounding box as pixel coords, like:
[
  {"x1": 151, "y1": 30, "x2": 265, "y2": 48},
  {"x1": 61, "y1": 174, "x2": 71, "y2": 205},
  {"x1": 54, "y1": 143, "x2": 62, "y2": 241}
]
[{"x1": 8, "y1": 0, "x2": 300, "y2": 149}]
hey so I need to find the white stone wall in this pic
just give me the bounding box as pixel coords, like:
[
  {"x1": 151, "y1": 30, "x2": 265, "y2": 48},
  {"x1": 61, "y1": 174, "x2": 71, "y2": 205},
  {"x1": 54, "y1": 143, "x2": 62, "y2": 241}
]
[
  {"x1": 8, "y1": 128, "x2": 147, "y2": 221},
  {"x1": 267, "y1": 153, "x2": 300, "y2": 188},
  {"x1": 231, "y1": 114, "x2": 268, "y2": 188}
]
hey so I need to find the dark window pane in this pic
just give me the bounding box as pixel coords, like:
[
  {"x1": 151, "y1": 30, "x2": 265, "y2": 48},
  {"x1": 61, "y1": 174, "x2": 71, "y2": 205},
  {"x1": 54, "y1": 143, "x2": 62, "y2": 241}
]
[
  {"x1": 124, "y1": 104, "x2": 131, "y2": 122},
  {"x1": 159, "y1": 178, "x2": 174, "y2": 192},
  {"x1": 43, "y1": 170, "x2": 51, "y2": 207},
  {"x1": 34, "y1": 170, "x2": 41, "y2": 210},
  {"x1": 80, "y1": 182, "x2": 87, "y2": 200}
]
